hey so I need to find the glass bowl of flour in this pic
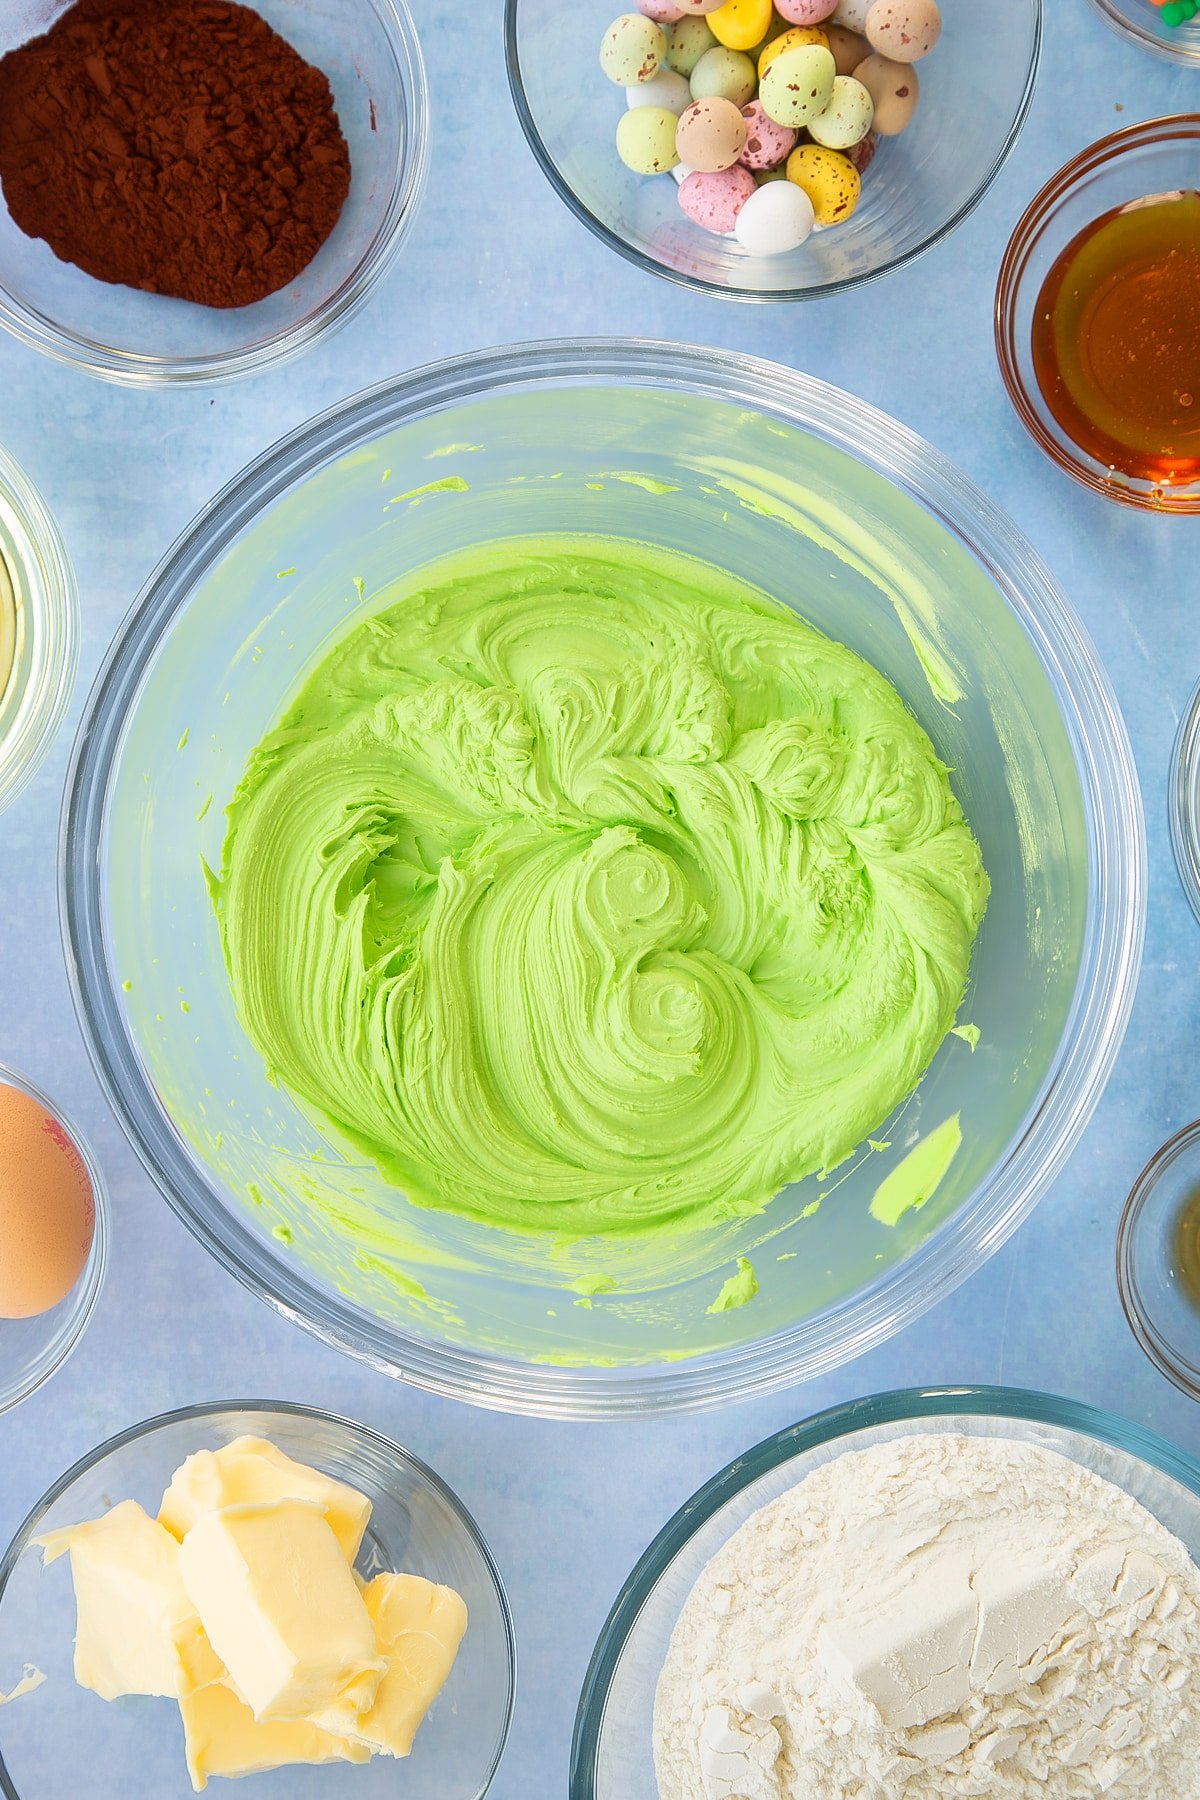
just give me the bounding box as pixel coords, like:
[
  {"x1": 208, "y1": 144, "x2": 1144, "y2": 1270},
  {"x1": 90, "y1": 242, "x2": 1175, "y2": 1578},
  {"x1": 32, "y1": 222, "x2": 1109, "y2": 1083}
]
[{"x1": 573, "y1": 1385, "x2": 1200, "y2": 1799}]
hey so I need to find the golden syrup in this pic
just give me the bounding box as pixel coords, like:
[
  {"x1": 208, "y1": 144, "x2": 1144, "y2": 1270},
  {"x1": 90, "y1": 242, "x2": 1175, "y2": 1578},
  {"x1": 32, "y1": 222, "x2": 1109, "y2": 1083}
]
[
  {"x1": 1173, "y1": 1182, "x2": 1200, "y2": 1312},
  {"x1": 0, "y1": 549, "x2": 15, "y2": 708},
  {"x1": 1031, "y1": 190, "x2": 1200, "y2": 487}
]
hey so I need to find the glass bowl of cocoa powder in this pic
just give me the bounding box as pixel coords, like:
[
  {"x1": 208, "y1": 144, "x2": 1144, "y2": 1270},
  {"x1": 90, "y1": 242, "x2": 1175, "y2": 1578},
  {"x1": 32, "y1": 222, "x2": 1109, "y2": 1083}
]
[{"x1": 0, "y1": 0, "x2": 428, "y2": 386}]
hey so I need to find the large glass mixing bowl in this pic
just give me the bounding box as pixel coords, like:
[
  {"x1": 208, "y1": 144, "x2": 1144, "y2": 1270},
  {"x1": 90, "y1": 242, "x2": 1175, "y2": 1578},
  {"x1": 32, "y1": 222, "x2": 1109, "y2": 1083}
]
[{"x1": 61, "y1": 341, "x2": 1144, "y2": 1419}]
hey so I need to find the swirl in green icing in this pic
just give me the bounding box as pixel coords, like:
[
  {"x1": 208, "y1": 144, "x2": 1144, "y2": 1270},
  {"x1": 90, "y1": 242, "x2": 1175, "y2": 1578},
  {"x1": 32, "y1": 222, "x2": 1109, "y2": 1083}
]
[{"x1": 213, "y1": 538, "x2": 988, "y2": 1239}]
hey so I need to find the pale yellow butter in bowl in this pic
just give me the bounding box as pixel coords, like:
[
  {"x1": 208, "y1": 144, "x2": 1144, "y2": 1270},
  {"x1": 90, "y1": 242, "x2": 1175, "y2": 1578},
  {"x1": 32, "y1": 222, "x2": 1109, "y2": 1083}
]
[{"x1": 35, "y1": 1438, "x2": 467, "y2": 1790}]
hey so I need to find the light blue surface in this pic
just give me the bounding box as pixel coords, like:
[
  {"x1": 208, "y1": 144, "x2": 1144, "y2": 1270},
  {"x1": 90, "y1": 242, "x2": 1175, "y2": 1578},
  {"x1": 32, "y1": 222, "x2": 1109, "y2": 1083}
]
[{"x1": 0, "y1": 4, "x2": 1197, "y2": 1795}]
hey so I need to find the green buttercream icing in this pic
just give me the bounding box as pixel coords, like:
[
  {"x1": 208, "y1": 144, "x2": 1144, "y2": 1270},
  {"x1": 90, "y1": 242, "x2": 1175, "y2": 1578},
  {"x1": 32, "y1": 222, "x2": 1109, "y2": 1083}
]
[
  {"x1": 213, "y1": 537, "x2": 988, "y2": 1240},
  {"x1": 869, "y1": 1113, "x2": 963, "y2": 1227},
  {"x1": 708, "y1": 1257, "x2": 758, "y2": 1314}
]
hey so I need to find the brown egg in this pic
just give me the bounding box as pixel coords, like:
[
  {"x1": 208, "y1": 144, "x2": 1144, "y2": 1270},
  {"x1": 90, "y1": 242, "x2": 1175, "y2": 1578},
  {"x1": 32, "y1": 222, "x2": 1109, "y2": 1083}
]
[
  {"x1": 864, "y1": 0, "x2": 941, "y2": 62},
  {"x1": 853, "y1": 52, "x2": 919, "y2": 134},
  {"x1": 0, "y1": 1083, "x2": 95, "y2": 1318},
  {"x1": 676, "y1": 97, "x2": 748, "y2": 171},
  {"x1": 825, "y1": 24, "x2": 870, "y2": 74}
]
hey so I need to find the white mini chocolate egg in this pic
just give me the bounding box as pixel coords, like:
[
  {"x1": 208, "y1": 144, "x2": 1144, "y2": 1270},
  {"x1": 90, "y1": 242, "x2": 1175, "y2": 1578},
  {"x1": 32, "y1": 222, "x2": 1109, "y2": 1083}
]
[
  {"x1": 734, "y1": 178, "x2": 815, "y2": 251},
  {"x1": 627, "y1": 67, "x2": 693, "y2": 112}
]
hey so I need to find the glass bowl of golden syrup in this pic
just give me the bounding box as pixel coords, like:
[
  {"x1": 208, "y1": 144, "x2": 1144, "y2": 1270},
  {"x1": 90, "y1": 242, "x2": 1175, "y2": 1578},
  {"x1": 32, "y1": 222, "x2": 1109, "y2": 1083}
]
[
  {"x1": 996, "y1": 115, "x2": 1200, "y2": 511},
  {"x1": 1118, "y1": 1122, "x2": 1200, "y2": 1399},
  {"x1": 1088, "y1": 0, "x2": 1200, "y2": 66},
  {"x1": 1172, "y1": 679, "x2": 1200, "y2": 923}
]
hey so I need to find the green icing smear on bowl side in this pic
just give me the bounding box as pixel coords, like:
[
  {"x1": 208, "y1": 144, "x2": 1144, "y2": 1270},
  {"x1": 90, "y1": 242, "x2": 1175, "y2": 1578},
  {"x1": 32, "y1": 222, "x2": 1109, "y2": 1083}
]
[{"x1": 211, "y1": 536, "x2": 988, "y2": 1244}]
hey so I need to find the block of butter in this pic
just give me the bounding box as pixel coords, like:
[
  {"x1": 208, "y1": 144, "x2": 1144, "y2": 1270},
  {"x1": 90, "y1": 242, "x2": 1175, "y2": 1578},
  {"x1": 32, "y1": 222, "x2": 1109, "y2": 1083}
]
[
  {"x1": 38, "y1": 1438, "x2": 468, "y2": 1792},
  {"x1": 178, "y1": 1499, "x2": 384, "y2": 1732},
  {"x1": 180, "y1": 1673, "x2": 370, "y2": 1791},
  {"x1": 36, "y1": 1501, "x2": 221, "y2": 1702},
  {"x1": 159, "y1": 1435, "x2": 371, "y2": 1562},
  {"x1": 354, "y1": 1572, "x2": 470, "y2": 1758}
]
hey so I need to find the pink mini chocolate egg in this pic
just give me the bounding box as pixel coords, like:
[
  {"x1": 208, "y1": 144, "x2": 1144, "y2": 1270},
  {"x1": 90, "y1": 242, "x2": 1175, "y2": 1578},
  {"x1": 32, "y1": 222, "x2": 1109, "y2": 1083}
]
[
  {"x1": 678, "y1": 164, "x2": 756, "y2": 232},
  {"x1": 674, "y1": 0, "x2": 725, "y2": 12},
  {"x1": 637, "y1": 0, "x2": 686, "y2": 18},
  {"x1": 675, "y1": 96, "x2": 747, "y2": 170},
  {"x1": 864, "y1": 0, "x2": 941, "y2": 61},
  {"x1": 738, "y1": 100, "x2": 798, "y2": 170},
  {"x1": 775, "y1": 0, "x2": 840, "y2": 22}
]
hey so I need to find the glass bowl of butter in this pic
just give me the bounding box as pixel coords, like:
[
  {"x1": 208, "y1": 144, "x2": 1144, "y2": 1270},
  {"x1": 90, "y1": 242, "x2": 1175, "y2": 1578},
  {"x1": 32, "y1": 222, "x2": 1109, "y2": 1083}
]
[{"x1": 0, "y1": 1401, "x2": 514, "y2": 1797}]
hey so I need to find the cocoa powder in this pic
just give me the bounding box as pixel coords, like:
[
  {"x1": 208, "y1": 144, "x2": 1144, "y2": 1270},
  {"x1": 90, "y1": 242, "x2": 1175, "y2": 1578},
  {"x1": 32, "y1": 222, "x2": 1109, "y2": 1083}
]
[{"x1": 0, "y1": 0, "x2": 351, "y2": 310}]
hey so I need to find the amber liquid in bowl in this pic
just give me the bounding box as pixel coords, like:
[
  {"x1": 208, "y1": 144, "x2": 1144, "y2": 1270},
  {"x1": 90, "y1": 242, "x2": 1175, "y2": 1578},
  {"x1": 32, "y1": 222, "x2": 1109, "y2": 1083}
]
[
  {"x1": 1174, "y1": 1184, "x2": 1200, "y2": 1311},
  {"x1": 0, "y1": 547, "x2": 15, "y2": 704},
  {"x1": 1031, "y1": 190, "x2": 1200, "y2": 487}
]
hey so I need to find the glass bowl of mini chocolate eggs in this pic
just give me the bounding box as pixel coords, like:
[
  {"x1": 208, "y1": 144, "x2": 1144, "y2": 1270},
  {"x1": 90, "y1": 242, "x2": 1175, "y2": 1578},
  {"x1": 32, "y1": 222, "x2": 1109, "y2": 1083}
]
[
  {"x1": 0, "y1": 0, "x2": 429, "y2": 385},
  {"x1": 506, "y1": 0, "x2": 1042, "y2": 300}
]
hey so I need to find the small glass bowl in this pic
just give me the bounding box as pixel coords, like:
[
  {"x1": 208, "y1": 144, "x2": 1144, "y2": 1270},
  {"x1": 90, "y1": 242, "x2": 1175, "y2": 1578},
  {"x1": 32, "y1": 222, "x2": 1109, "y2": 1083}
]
[
  {"x1": 571, "y1": 1385, "x2": 1200, "y2": 1797},
  {"x1": 1117, "y1": 1122, "x2": 1200, "y2": 1400},
  {"x1": 505, "y1": 0, "x2": 1041, "y2": 302},
  {"x1": 0, "y1": 1401, "x2": 515, "y2": 1798},
  {"x1": 0, "y1": 445, "x2": 77, "y2": 813},
  {"x1": 0, "y1": 1065, "x2": 107, "y2": 1416},
  {"x1": 0, "y1": 0, "x2": 428, "y2": 386},
  {"x1": 1087, "y1": 0, "x2": 1200, "y2": 65},
  {"x1": 1172, "y1": 680, "x2": 1200, "y2": 923},
  {"x1": 996, "y1": 114, "x2": 1200, "y2": 512}
]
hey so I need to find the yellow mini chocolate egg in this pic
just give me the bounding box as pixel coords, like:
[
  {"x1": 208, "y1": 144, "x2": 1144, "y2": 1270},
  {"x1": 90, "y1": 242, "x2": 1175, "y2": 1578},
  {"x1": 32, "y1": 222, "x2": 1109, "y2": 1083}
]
[
  {"x1": 786, "y1": 143, "x2": 861, "y2": 225},
  {"x1": 758, "y1": 24, "x2": 829, "y2": 78},
  {"x1": 0, "y1": 1083, "x2": 95, "y2": 1319},
  {"x1": 708, "y1": 0, "x2": 774, "y2": 51}
]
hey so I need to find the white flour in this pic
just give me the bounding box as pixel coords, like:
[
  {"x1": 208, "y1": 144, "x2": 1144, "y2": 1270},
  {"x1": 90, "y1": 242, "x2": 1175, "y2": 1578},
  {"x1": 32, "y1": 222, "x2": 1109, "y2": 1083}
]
[{"x1": 653, "y1": 1434, "x2": 1200, "y2": 1799}]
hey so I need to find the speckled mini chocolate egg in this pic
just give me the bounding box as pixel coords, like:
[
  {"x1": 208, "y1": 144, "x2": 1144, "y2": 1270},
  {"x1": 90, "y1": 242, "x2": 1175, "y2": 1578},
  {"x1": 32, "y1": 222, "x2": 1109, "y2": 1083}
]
[
  {"x1": 738, "y1": 99, "x2": 799, "y2": 170},
  {"x1": 617, "y1": 105, "x2": 683, "y2": 172},
  {"x1": 825, "y1": 23, "x2": 870, "y2": 72},
  {"x1": 758, "y1": 43, "x2": 836, "y2": 128},
  {"x1": 807, "y1": 74, "x2": 874, "y2": 148},
  {"x1": 786, "y1": 142, "x2": 861, "y2": 224},
  {"x1": 675, "y1": 95, "x2": 748, "y2": 169},
  {"x1": 775, "y1": 0, "x2": 840, "y2": 21},
  {"x1": 690, "y1": 45, "x2": 758, "y2": 105},
  {"x1": 666, "y1": 15, "x2": 717, "y2": 73},
  {"x1": 677, "y1": 164, "x2": 756, "y2": 230},
  {"x1": 864, "y1": 0, "x2": 941, "y2": 62},
  {"x1": 852, "y1": 51, "x2": 919, "y2": 133},
  {"x1": 845, "y1": 129, "x2": 877, "y2": 173},
  {"x1": 707, "y1": 0, "x2": 774, "y2": 49},
  {"x1": 674, "y1": 0, "x2": 725, "y2": 12},
  {"x1": 601, "y1": 13, "x2": 668, "y2": 85},
  {"x1": 831, "y1": 0, "x2": 873, "y2": 26},
  {"x1": 759, "y1": 24, "x2": 829, "y2": 78},
  {"x1": 637, "y1": 0, "x2": 685, "y2": 19}
]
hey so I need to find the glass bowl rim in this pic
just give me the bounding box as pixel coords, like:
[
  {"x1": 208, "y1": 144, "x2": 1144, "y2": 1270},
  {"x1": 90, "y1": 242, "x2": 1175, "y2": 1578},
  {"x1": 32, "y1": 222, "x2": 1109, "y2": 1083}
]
[
  {"x1": 1116, "y1": 1118, "x2": 1200, "y2": 1401},
  {"x1": 995, "y1": 111, "x2": 1200, "y2": 512},
  {"x1": 0, "y1": 1060, "x2": 108, "y2": 1418},
  {"x1": 60, "y1": 336, "x2": 1146, "y2": 1420},
  {"x1": 1171, "y1": 679, "x2": 1200, "y2": 925},
  {"x1": 1085, "y1": 0, "x2": 1200, "y2": 67},
  {"x1": 503, "y1": 0, "x2": 1043, "y2": 304},
  {"x1": 0, "y1": 0, "x2": 430, "y2": 388},
  {"x1": 0, "y1": 442, "x2": 78, "y2": 813},
  {"x1": 0, "y1": 1397, "x2": 517, "y2": 1800},
  {"x1": 570, "y1": 1381, "x2": 1200, "y2": 1793}
]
